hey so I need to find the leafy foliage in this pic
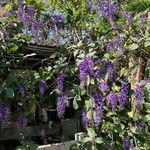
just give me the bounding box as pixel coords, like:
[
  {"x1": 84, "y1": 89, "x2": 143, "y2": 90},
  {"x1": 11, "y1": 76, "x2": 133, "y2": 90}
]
[{"x1": 0, "y1": 0, "x2": 150, "y2": 149}]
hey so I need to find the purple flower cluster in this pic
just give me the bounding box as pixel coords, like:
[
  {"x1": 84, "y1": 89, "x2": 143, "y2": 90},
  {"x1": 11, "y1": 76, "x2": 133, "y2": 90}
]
[
  {"x1": 53, "y1": 13, "x2": 64, "y2": 24},
  {"x1": 16, "y1": 115, "x2": 27, "y2": 129},
  {"x1": 39, "y1": 79, "x2": 46, "y2": 96},
  {"x1": 123, "y1": 136, "x2": 130, "y2": 150},
  {"x1": 85, "y1": 0, "x2": 92, "y2": 10},
  {"x1": 17, "y1": 83, "x2": 25, "y2": 97},
  {"x1": 99, "y1": 81, "x2": 108, "y2": 92},
  {"x1": 0, "y1": 106, "x2": 11, "y2": 128},
  {"x1": 99, "y1": 1, "x2": 119, "y2": 20},
  {"x1": 79, "y1": 56, "x2": 94, "y2": 85},
  {"x1": 106, "y1": 35, "x2": 123, "y2": 54},
  {"x1": 17, "y1": 0, "x2": 23, "y2": 22},
  {"x1": 114, "y1": 35, "x2": 122, "y2": 45},
  {"x1": 134, "y1": 85, "x2": 142, "y2": 102},
  {"x1": 82, "y1": 112, "x2": 90, "y2": 128},
  {"x1": 105, "y1": 61, "x2": 114, "y2": 73},
  {"x1": 26, "y1": 5, "x2": 35, "y2": 16},
  {"x1": 23, "y1": 13, "x2": 29, "y2": 30},
  {"x1": 118, "y1": 83, "x2": 129, "y2": 108},
  {"x1": 93, "y1": 93, "x2": 103, "y2": 128},
  {"x1": 106, "y1": 41, "x2": 114, "y2": 52},
  {"x1": 93, "y1": 93, "x2": 103, "y2": 107},
  {"x1": 107, "y1": 91, "x2": 117, "y2": 112},
  {"x1": 56, "y1": 95, "x2": 67, "y2": 118},
  {"x1": 93, "y1": 106, "x2": 103, "y2": 128},
  {"x1": 135, "y1": 120, "x2": 144, "y2": 131},
  {"x1": 123, "y1": 12, "x2": 132, "y2": 25},
  {"x1": 139, "y1": 14, "x2": 147, "y2": 29},
  {"x1": 56, "y1": 71, "x2": 64, "y2": 94}
]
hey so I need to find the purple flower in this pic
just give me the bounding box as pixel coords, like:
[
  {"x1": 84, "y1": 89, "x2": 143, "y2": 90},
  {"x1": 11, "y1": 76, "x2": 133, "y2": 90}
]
[
  {"x1": 17, "y1": 0, "x2": 23, "y2": 22},
  {"x1": 26, "y1": 5, "x2": 35, "y2": 16},
  {"x1": 17, "y1": 83, "x2": 25, "y2": 97},
  {"x1": 93, "y1": 93, "x2": 103, "y2": 107},
  {"x1": 114, "y1": 35, "x2": 121, "y2": 45},
  {"x1": 23, "y1": 13, "x2": 29, "y2": 29},
  {"x1": 107, "y1": 91, "x2": 117, "y2": 112},
  {"x1": 91, "y1": 69, "x2": 104, "y2": 79},
  {"x1": 31, "y1": 20, "x2": 43, "y2": 34},
  {"x1": 105, "y1": 61, "x2": 114, "y2": 73},
  {"x1": 56, "y1": 71, "x2": 64, "y2": 94},
  {"x1": 53, "y1": 13, "x2": 64, "y2": 24},
  {"x1": 118, "y1": 83, "x2": 129, "y2": 108},
  {"x1": 123, "y1": 136, "x2": 130, "y2": 150},
  {"x1": 99, "y1": 81, "x2": 108, "y2": 92},
  {"x1": 82, "y1": 112, "x2": 90, "y2": 128},
  {"x1": 134, "y1": 85, "x2": 142, "y2": 102},
  {"x1": 93, "y1": 105, "x2": 103, "y2": 128},
  {"x1": 92, "y1": 93, "x2": 103, "y2": 128},
  {"x1": 99, "y1": 1, "x2": 119, "y2": 20},
  {"x1": 16, "y1": 115, "x2": 27, "y2": 129},
  {"x1": 3, "y1": 28, "x2": 11, "y2": 38},
  {"x1": 0, "y1": 106, "x2": 11, "y2": 128},
  {"x1": 135, "y1": 120, "x2": 144, "y2": 131},
  {"x1": 56, "y1": 95, "x2": 67, "y2": 118},
  {"x1": 123, "y1": 12, "x2": 132, "y2": 25},
  {"x1": 79, "y1": 56, "x2": 94, "y2": 85},
  {"x1": 8, "y1": 22, "x2": 15, "y2": 26},
  {"x1": 85, "y1": 0, "x2": 92, "y2": 10},
  {"x1": 39, "y1": 79, "x2": 46, "y2": 96},
  {"x1": 106, "y1": 41, "x2": 114, "y2": 52},
  {"x1": 139, "y1": 14, "x2": 147, "y2": 29}
]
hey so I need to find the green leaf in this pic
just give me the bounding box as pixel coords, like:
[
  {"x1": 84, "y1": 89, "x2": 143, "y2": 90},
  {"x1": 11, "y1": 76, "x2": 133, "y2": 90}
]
[
  {"x1": 10, "y1": 45, "x2": 19, "y2": 52},
  {"x1": 5, "y1": 88, "x2": 14, "y2": 99},
  {"x1": 143, "y1": 114, "x2": 150, "y2": 122},
  {"x1": 82, "y1": 137, "x2": 91, "y2": 143},
  {"x1": 73, "y1": 99, "x2": 78, "y2": 109},
  {"x1": 129, "y1": 43, "x2": 139, "y2": 50},
  {"x1": 95, "y1": 137, "x2": 103, "y2": 144},
  {"x1": 87, "y1": 128, "x2": 96, "y2": 138}
]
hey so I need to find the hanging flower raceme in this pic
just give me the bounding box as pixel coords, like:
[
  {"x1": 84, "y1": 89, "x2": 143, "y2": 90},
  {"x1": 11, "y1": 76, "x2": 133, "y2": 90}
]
[
  {"x1": 123, "y1": 12, "x2": 132, "y2": 25},
  {"x1": 107, "y1": 91, "x2": 117, "y2": 112},
  {"x1": 39, "y1": 79, "x2": 46, "y2": 96},
  {"x1": 105, "y1": 61, "x2": 114, "y2": 73},
  {"x1": 79, "y1": 56, "x2": 94, "y2": 85},
  {"x1": 56, "y1": 71, "x2": 64, "y2": 94},
  {"x1": 114, "y1": 35, "x2": 122, "y2": 45},
  {"x1": 23, "y1": 13, "x2": 29, "y2": 30},
  {"x1": 106, "y1": 41, "x2": 114, "y2": 52},
  {"x1": 85, "y1": 0, "x2": 92, "y2": 10},
  {"x1": 123, "y1": 136, "x2": 130, "y2": 150},
  {"x1": 134, "y1": 85, "x2": 143, "y2": 102},
  {"x1": 56, "y1": 95, "x2": 67, "y2": 118},
  {"x1": 135, "y1": 120, "x2": 144, "y2": 131},
  {"x1": 26, "y1": 5, "x2": 35, "y2": 16},
  {"x1": 82, "y1": 112, "x2": 90, "y2": 129},
  {"x1": 93, "y1": 93, "x2": 103, "y2": 128},
  {"x1": 17, "y1": 0, "x2": 23, "y2": 22},
  {"x1": 98, "y1": 1, "x2": 119, "y2": 20},
  {"x1": 118, "y1": 83, "x2": 129, "y2": 108},
  {"x1": 53, "y1": 13, "x2": 64, "y2": 24},
  {"x1": 0, "y1": 106, "x2": 11, "y2": 128},
  {"x1": 99, "y1": 81, "x2": 108, "y2": 92},
  {"x1": 16, "y1": 115, "x2": 27, "y2": 129}
]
